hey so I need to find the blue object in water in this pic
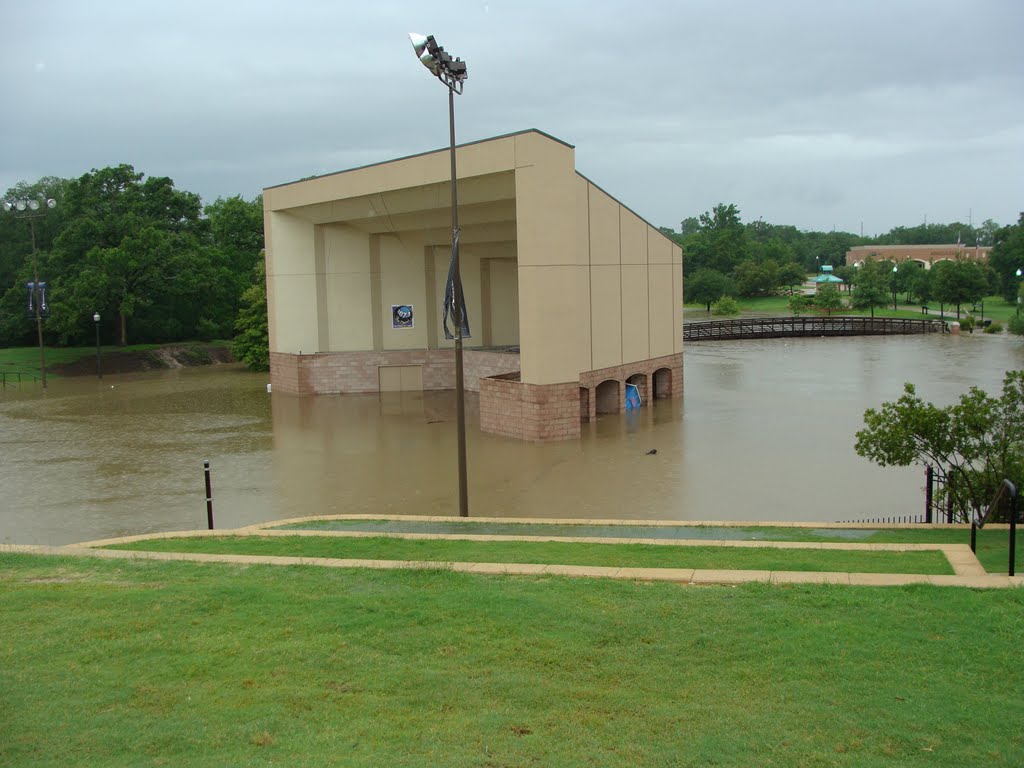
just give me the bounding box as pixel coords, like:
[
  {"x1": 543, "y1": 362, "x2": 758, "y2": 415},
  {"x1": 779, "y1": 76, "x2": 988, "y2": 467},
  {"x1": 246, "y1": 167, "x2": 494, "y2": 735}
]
[{"x1": 624, "y1": 383, "x2": 642, "y2": 410}]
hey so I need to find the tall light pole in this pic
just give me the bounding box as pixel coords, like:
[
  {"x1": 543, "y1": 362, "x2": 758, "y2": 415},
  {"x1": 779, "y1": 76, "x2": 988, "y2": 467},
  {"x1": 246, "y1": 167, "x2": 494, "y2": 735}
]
[
  {"x1": 1017, "y1": 268, "x2": 1022, "y2": 317},
  {"x1": 94, "y1": 312, "x2": 102, "y2": 379},
  {"x1": 892, "y1": 265, "x2": 898, "y2": 311},
  {"x1": 3, "y1": 195, "x2": 56, "y2": 388},
  {"x1": 409, "y1": 32, "x2": 470, "y2": 517}
]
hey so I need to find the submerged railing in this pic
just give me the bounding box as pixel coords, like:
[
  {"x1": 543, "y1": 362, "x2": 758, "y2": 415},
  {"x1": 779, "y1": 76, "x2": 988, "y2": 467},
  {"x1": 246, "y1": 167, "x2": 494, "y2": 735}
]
[{"x1": 0, "y1": 370, "x2": 41, "y2": 386}]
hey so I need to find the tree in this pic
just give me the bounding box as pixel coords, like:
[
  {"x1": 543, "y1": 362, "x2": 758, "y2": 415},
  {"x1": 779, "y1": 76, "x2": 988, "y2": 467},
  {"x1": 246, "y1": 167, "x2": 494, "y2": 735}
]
[
  {"x1": 733, "y1": 259, "x2": 777, "y2": 297},
  {"x1": 789, "y1": 294, "x2": 810, "y2": 316},
  {"x1": 851, "y1": 260, "x2": 888, "y2": 318},
  {"x1": 814, "y1": 283, "x2": 843, "y2": 315},
  {"x1": 231, "y1": 262, "x2": 269, "y2": 371},
  {"x1": 931, "y1": 260, "x2": 987, "y2": 318},
  {"x1": 912, "y1": 268, "x2": 934, "y2": 306},
  {"x1": 49, "y1": 165, "x2": 209, "y2": 345},
  {"x1": 989, "y1": 214, "x2": 1024, "y2": 303},
  {"x1": 686, "y1": 268, "x2": 734, "y2": 312},
  {"x1": 685, "y1": 203, "x2": 749, "y2": 276},
  {"x1": 855, "y1": 372, "x2": 1024, "y2": 523},
  {"x1": 777, "y1": 261, "x2": 807, "y2": 294}
]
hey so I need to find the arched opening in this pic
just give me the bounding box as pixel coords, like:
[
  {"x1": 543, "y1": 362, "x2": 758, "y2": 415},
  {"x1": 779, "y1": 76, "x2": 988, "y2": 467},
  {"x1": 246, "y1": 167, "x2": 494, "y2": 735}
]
[
  {"x1": 626, "y1": 373, "x2": 648, "y2": 405},
  {"x1": 595, "y1": 379, "x2": 620, "y2": 414},
  {"x1": 579, "y1": 387, "x2": 590, "y2": 422},
  {"x1": 653, "y1": 368, "x2": 673, "y2": 399}
]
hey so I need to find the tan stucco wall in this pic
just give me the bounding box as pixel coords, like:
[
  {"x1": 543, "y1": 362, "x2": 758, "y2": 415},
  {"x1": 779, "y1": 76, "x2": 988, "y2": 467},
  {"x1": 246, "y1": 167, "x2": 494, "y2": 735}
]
[
  {"x1": 264, "y1": 129, "x2": 682, "y2": 395},
  {"x1": 322, "y1": 223, "x2": 373, "y2": 351}
]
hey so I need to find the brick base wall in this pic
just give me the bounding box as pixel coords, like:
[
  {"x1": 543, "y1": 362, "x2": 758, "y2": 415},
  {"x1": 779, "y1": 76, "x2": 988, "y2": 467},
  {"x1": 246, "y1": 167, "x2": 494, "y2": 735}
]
[
  {"x1": 269, "y1": 349, "x2": 520, "y2": 395},
  {"x1": 271, "y1": 349, "x2": 683, "y2": 443},
  {"x1": 479, "y1": 351, "x2": 684, "y2": 441},
  {"x1": 479, "y1": 375, "x2": 582, "y2": 441}
]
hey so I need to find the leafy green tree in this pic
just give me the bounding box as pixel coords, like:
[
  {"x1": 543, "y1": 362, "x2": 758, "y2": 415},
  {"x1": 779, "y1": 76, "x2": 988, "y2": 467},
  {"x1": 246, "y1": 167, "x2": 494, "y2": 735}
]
[
  {"x1": 48, "y1": 165, "x2": 209, "y2": 345},
  {"x1": 685, "y1": 268, "x2": 734, "y2": 312},
  {"x1": 855, "y1": 372, "x2": 1024, "y2": 523},
  {"x1": 931, "y1": 260, "x2": 988, "y2": 318},
  {"x1": 912, "y1": 268, "x2": 934, "y2": 306},
  {"x1": 832, "y1": 265, "x2": 856, "y2": 292},
  {"x1": 813, "y1": 283, "x2": 843, "y2": 315},
  {"x1": 789, "y1": 294, "x2": 810, "y2": 316},
  {"x1": 777, "y1": 261, "x2": 807, "y2": 294},
  {"x1": 989, "y1": 214, "x2": 1024, "y2": 303},
  {"x1": 852, "y1": 260, "x2": 889, "y2": 318},
  {"x1": 231, "y1": 262, "x2": 269, "y2": 371},
  {"x1": 711, "y1": 295, "x2": 741, "y2": 316},
  {"x1": 733, "y1": 259, "x2": 778, "y2": 297},
  {"x1": 684, "y1": 203, "x2": 750, "y2": 276}
]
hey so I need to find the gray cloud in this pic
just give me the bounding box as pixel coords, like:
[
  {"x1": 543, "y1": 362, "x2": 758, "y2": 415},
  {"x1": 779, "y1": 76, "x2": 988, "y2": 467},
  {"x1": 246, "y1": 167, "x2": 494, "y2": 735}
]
[{"x1": 1, "y1": 0, "x2": 1021, "y2": 235}]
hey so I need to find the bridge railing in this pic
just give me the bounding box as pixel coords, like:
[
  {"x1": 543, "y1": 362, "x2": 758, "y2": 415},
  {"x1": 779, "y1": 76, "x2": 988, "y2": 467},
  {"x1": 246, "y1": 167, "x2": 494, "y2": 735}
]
[{"x1": 684, "y1": 316, "x2": 947, "y2": 342}]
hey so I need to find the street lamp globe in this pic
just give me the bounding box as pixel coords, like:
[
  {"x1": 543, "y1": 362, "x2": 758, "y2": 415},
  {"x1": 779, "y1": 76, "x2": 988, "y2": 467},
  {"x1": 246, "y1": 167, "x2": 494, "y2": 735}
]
[{"x1": 93, "y1": 312, "x2": 100, "y2": 323}]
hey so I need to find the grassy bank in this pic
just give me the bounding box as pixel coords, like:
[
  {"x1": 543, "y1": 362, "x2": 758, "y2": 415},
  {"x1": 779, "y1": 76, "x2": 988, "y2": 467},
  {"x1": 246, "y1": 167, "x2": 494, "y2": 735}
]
[
  {"x1": 279, "y1": 521, "x2": 1021, "y2": 574},
  {"x1": 108, "y1": 534, "x2": 955, "y2": 575},
  {"x1": 2, "y1": 553, "x2": 1022, "y2": 767},
  {"x1": 0, "y1": 341, "x2": 232, "y2": 377},
  {"x1": 685, "y1": 294, "x2": 1019, "y2": 322}
]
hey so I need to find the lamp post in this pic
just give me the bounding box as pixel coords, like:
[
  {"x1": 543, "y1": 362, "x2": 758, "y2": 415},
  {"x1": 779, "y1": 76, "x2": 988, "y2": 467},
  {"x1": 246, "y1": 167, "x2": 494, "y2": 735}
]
[
  {"x1": 892, "y1": 265, "x2": 898, "y2": 311},
  {"x1": 408, "y1": 32, "x2": 470, "y2": 517},
  {"x1": 2, "y1": 195, "x2": 56, "y2": 388},
  {"x1": 1017, "y1": 268, "x2": 1022, "y2": 316},
  {"x1": 93, "y1": 312, "x2": 102, "y2": 379}
]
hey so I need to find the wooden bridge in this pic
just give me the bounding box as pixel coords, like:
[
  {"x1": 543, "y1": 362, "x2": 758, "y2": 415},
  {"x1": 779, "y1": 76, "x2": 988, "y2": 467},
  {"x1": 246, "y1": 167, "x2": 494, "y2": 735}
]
[{"x1": 684, "y1": 316, "x2": 948, "y2": 342}]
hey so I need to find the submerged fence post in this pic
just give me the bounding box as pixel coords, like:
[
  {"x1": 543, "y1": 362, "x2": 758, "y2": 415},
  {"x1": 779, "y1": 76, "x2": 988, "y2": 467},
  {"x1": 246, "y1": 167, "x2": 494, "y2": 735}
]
[{"x1": 204, "y1": 460, "x2": 214, "y2": 530}]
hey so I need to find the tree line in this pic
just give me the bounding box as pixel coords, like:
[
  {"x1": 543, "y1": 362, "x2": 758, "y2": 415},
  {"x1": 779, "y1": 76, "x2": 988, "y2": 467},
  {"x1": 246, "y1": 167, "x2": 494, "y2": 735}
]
[
  {"x1": 4, "y1": 169, "x2": 1022, "y2": 369},
  {"x1": 0, "y1": 165, "x2": 268, "y2": 368},
  {"x1": 663, "y1": 204, "x2": 1024, "y2": 310}
]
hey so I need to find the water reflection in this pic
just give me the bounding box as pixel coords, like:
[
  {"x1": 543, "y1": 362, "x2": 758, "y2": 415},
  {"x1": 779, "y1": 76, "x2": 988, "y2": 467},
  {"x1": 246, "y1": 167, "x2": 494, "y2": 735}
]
[{"x1": 1, "y1": 333, "x2": 1022, "y2": 545}]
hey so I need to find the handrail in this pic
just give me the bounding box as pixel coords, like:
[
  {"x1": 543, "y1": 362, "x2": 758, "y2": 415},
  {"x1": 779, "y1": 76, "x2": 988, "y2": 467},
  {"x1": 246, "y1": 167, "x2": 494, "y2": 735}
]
[
  {"x1": 683, "y1": 316, "x2": 947, "y2": 342},
  {"x1": 0, "y1": 370, "x2": 42, "y2": 386},
  {"x1": 971, "y1": 479, "x2": 1018, "y2": 576}
]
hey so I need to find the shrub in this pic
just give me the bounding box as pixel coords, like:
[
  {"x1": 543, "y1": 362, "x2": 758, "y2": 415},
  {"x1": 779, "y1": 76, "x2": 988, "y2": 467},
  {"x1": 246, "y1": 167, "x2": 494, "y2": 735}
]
[
  {"x1": 1008, "y1": 315, "x2": 1024, "y2": 336},
  {"x1": 711, "y1": 295, "x2": 741, "y2": 316},
  {"x1": 984, "y1": 322, "x2": 1003, "y2": 334}
]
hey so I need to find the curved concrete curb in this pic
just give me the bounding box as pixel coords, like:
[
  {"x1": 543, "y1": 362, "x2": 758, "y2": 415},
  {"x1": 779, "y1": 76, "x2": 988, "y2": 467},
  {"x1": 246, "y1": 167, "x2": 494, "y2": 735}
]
[{"x1": 2, "y1": 541, "x2": 1019, "y2": 589}]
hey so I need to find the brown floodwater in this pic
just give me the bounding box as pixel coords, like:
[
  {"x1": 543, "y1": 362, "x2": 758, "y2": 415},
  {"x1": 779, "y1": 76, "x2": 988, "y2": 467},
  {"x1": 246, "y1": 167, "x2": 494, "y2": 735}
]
[{"x1": 1, "y1": 333, "x2": 1021, "y2": 545}]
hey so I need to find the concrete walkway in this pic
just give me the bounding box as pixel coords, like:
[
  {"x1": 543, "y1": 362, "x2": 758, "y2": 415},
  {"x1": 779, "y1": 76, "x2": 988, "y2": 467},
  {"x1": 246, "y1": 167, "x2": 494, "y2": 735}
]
[{"x1": 2, "y1": 514, "x2": 1020, "y2": 589}]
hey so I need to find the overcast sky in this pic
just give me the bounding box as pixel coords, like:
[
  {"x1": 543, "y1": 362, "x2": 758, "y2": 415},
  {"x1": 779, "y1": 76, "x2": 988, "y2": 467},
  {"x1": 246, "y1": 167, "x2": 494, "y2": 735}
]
[{"x1": 1, "y1": 0, "x2": 1021, "y2": 236}]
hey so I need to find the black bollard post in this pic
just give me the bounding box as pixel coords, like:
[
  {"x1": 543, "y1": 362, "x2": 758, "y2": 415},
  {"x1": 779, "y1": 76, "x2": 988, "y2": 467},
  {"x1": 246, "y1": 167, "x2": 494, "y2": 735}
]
[{"x1": 204, "y1": 460, "x2": 214, "y2": 530}]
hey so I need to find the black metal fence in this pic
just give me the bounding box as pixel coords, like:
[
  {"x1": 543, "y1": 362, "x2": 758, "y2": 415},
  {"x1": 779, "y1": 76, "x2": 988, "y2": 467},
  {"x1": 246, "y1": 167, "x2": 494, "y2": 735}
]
[{"x1": 684, "y1": 316, "x2": 947, "y2": 342}]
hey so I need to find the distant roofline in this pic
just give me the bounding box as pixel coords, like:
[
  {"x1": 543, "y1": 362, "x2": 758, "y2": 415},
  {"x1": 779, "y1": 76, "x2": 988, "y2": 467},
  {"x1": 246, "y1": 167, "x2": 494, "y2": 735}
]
[{"x1": 264, "y1": 129, "x2": 575, "y2": 192}]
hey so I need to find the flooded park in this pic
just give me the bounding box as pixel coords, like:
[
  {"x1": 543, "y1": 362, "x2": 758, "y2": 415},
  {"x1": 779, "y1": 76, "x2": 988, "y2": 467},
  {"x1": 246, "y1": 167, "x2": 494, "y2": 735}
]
[{"x1": 1, "y1": 332, "x2": 1022, "y2": 546}]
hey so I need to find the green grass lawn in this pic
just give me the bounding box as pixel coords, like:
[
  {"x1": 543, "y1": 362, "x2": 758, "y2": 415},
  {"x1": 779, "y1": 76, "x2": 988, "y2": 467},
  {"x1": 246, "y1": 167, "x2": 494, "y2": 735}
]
[
  {"x1": 0, "y1": 341, "x2": 232, "y2": 377},
  {"x1": 108, "y1": 535, "x2": 956, "y2": 575},
  {"x1": 2, "y1": 553, "x2": 1022, "y2": 767},
  {"x1": 684, "y1": 293, "x2": 1020, "y2": 324},
  {"x1": 277, "y1": 520, "x2": 1023, "y2": 575}
]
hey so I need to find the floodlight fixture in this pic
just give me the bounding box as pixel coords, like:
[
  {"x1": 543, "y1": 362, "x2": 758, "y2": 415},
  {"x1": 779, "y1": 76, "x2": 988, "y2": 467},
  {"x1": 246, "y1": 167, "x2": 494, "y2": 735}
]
[
  {"x1": 408, "y1": 32, "x2": 468, "y2": 93},
  {"x1": 16, "y1": 200, "x2": 26, "y2": 211},
  {"x1": 28, "y1": 199, "x2": 39, "y2": 211}
]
